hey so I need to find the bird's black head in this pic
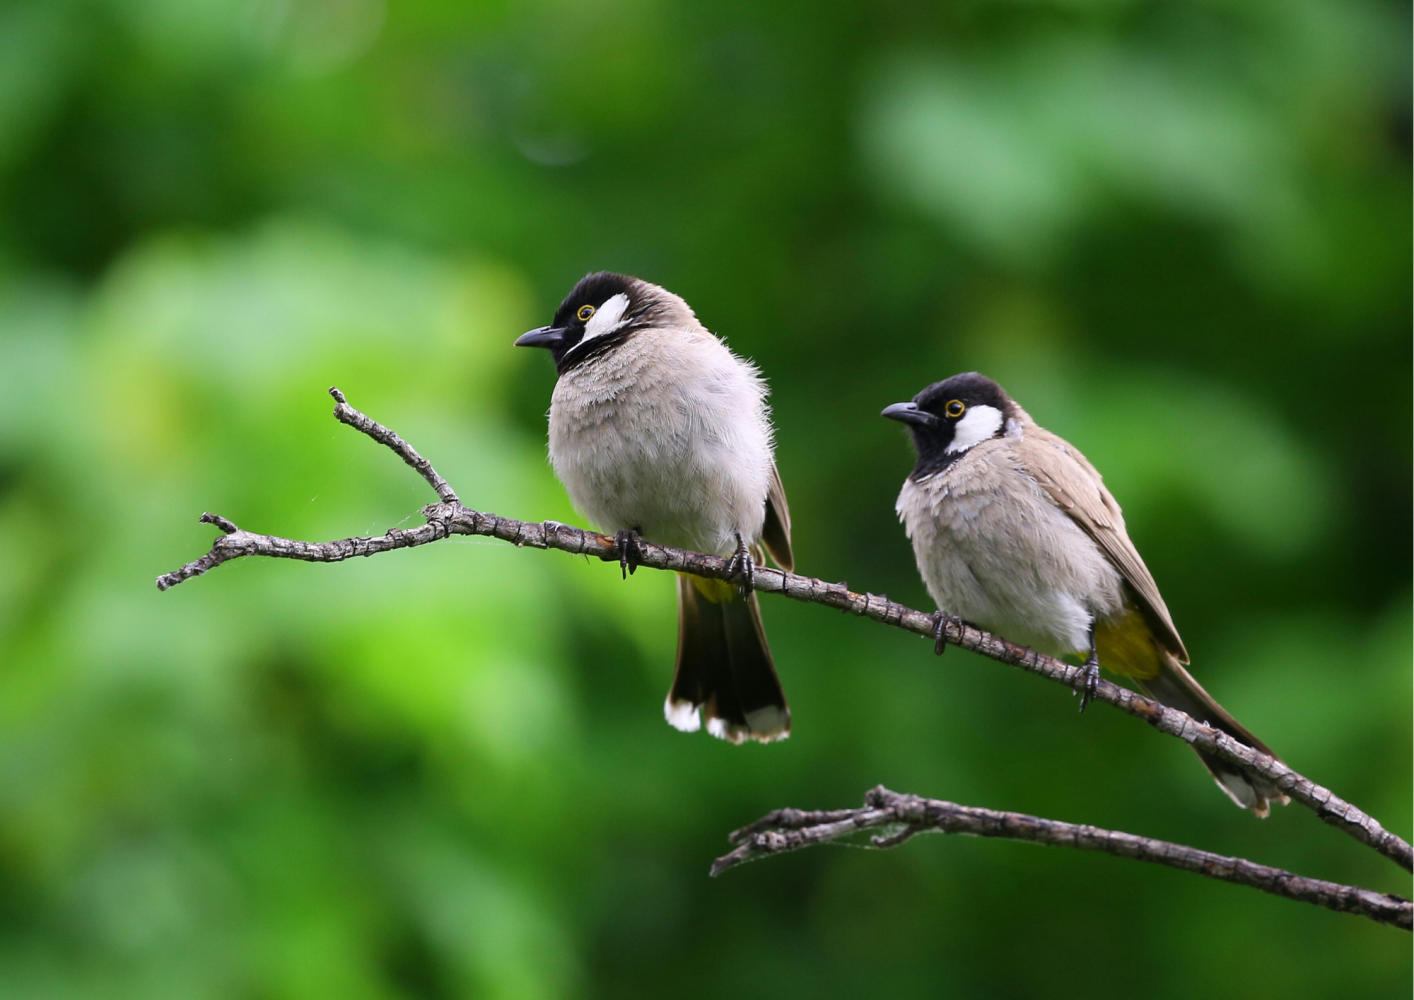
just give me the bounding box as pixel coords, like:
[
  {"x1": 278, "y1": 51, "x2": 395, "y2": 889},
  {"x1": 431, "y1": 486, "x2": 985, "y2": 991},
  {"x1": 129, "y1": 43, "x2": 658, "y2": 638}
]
[
  {"x1": 882, "y1": 372, "x2": 1017, "y2": 479},
  {"x1": 515, "y1": 272, "x2": 653, "y2": 372}
]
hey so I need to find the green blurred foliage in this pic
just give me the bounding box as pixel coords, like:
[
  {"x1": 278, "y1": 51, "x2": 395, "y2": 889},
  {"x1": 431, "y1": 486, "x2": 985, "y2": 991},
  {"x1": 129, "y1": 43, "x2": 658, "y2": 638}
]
[{"x1": 0, "y1": 0, "x2": 1408, "y2": 997}]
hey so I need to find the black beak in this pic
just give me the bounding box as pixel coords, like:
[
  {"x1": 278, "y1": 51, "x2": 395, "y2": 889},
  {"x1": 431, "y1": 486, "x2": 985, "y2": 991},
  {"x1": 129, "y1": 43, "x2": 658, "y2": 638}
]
[
  {"x1": 881, "y1": 401, "x2": 934, "y2": 427},
  {"x1": 514, "y1": 326, "x2": 570, "y2": 349}
]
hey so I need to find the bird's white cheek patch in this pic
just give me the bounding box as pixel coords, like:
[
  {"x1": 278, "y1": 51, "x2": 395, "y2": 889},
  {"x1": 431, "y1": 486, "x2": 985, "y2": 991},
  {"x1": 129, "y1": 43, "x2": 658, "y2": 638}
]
[
  {"x1": 946, "y1": 404, "x2": 1004, "y2": 453},
  {"x1": 582, "y1": 293, "x2": 631, "y2": 342}
]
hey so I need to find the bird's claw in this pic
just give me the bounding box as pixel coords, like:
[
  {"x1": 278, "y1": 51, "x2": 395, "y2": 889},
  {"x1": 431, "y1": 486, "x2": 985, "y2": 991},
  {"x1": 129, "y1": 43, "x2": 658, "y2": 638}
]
[
  {"x1": 614, "y1": 529, "x2": 642, "y2": 579},
  {"x1": 931, "y1": 611, "x2": 961, "y2": 655},
  {"x1": 727, "y1": 532, "x2": 755, "y2": 594},
  {"x1": 1075, "y1": 652, "x2": 1100, "y2": 713}
]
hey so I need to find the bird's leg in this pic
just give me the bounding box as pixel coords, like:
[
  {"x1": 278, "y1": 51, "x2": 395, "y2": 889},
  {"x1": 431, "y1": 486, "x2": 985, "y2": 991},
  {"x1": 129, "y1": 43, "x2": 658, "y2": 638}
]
[
  {"x1": 614, "y1": 528, "x2": 643, "y2": 579},
  {"x1": 1076, "y1": 625, "x2": 1100, "y2": 713},
  {"x1": 931, "y1": 611, "x2": 962, "y2": 656},
  {"x1": 726, "y1": 532, "x2": 755, "y2": 594}
]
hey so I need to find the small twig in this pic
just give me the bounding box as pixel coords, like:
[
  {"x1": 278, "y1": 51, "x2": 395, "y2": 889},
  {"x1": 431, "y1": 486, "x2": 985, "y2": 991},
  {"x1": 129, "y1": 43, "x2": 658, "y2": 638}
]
[
  {"x1": 329, "y1": 387, "x2": 459, "y2": 505},
  {"x1": 154, "y1": 388, "x2": 1413, "y2": 875},
  {"x1": 711, "y1": 787, "x2": 1412, "y2": 931}
]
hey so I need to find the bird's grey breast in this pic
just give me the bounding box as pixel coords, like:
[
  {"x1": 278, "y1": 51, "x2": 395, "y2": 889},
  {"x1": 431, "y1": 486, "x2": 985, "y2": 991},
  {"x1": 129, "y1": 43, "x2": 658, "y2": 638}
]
[
  {"x1": 547, "y1": 329, "x2": 772, "y2": 554},
  {"x1": 897, "y1": 439, "x2": 1124, "y2": 655}
]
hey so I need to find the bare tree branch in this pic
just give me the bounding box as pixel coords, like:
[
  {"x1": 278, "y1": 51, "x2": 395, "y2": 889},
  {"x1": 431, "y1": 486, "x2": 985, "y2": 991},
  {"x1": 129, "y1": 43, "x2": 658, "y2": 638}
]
[
  {"x1": 329, "y1": 387, "x2": 459, "y2": 505},
  {"x1": 711, "y1": 787, "x2": 1411, "y2": 931},
  {"x1": 155, "y1": 388, "x2": 1413, "y2": 877}
]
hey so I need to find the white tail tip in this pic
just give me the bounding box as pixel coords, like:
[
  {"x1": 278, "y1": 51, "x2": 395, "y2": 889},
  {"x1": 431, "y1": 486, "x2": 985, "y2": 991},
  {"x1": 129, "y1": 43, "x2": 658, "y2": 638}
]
[{"x1": 664, "y1": 697, "x2": 701, "y2": 733}]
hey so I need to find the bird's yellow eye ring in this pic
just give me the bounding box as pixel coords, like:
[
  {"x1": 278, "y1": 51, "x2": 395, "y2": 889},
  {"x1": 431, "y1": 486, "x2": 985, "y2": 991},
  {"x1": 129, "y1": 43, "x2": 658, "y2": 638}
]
[
  {"x1": 576, "y1": 304, "x2": 595, "y2": 322},
  {"x1": 945, "y1": 400, "x2": 965, "y2": 418}
]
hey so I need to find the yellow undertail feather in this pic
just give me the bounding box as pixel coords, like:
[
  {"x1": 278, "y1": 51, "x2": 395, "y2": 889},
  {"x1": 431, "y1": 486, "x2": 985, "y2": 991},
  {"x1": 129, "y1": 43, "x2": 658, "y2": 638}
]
[
  {"x1": 1093, "y1": 606, "x2": 1165, "y2": 681},
  {"x1": 684, "y1": 573, "x2": 737, "y2": 604}
]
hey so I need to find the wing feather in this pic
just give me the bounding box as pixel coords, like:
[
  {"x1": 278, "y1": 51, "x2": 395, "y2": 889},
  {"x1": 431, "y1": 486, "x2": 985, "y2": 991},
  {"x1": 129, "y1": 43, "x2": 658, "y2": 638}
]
[
  {"x1": 760, "y1": 462, "x2": 793, "y2": 572},
  {"x1": 1016, "y1": 425, "x2": 1188, "y2": 663}
]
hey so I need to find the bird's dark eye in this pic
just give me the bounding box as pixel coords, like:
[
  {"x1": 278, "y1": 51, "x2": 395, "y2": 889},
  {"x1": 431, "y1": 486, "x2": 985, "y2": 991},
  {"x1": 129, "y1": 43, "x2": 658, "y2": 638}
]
[
  {"x1": 945, "y1": 400, "x2": 966, "y2": 418},
  {"x1": 576, "y1": 304, "x2": 595, "y2": 322}
]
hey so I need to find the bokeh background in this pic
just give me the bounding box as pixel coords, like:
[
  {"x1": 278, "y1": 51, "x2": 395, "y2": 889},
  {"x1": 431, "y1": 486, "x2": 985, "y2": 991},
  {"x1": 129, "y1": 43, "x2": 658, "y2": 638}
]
[{"x1": 0, "y1": 0, "x2": 1410, "y2": 996}]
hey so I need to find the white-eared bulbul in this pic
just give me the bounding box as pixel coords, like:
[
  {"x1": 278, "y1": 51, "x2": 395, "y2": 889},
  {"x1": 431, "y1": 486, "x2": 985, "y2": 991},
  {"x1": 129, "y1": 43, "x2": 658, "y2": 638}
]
[
  {"x1": 884, "y1": 372, "x2": 1285, "y2": 815},
  {"x1": 517, "y1": 272, "x2": 792, "y2": 743}
]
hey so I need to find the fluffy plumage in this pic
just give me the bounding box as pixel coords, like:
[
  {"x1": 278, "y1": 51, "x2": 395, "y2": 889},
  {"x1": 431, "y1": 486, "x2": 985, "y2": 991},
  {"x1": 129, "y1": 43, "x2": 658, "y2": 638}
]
[
  {"x1": 895, "y1": 435, "x2": 1128, "y2": 658},
  {"x1": 549, "y1": 315, "x2": 776, "y2": 559}
]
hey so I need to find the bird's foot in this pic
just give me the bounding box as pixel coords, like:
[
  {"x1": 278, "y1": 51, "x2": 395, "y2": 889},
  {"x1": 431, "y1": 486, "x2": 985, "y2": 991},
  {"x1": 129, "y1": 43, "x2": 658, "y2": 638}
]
[
  {"x1": 614, "y1": 529, "x2": 643, "y2": 579},
  {"x1": 727, "y1": 532, "x2": 755, "y2": 594},
  {"x1": 1075, "y1": 651, "x2": 1101, "y2": 713},
  {"x1": 931, "y1": 612, "x2": 962, "y2": 655}
]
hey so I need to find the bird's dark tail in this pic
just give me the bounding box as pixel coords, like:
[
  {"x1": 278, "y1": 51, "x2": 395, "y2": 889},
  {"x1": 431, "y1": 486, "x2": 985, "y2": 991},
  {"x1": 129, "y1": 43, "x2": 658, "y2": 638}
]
[
  {"x1": 1141, "y1": 653, "x2": 1287, "y2": 817},
  {"x1": 666, "y1": 574, "x2": 790, "y2": 743}
]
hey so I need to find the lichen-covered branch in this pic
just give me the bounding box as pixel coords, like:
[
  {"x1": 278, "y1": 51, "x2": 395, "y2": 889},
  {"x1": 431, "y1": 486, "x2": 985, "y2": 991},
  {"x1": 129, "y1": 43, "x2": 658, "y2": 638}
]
[
  {"x1": 154, "y1": 387, "x2": 1413, "y2": 876},
  {"x1": 711, "y1": 787, "x2": 1411, "y2": 931}
]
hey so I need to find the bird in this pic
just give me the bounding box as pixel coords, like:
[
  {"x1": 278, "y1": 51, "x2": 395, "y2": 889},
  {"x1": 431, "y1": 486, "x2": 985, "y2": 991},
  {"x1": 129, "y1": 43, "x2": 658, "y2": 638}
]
[
  {"x1": 882, "y1": 372, "x2": 1285, "y2": 815},
  {"x1": 515, "y1": 272, "x2": 793, "y2": 743}
]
